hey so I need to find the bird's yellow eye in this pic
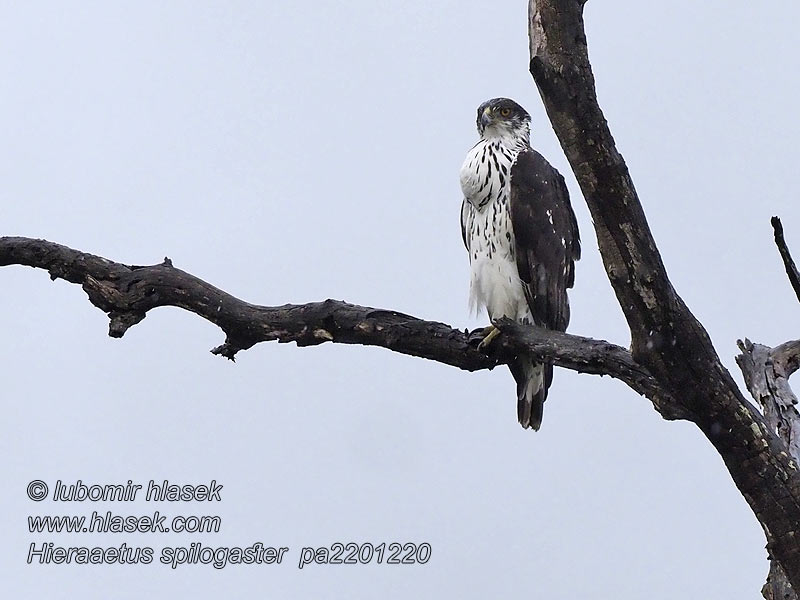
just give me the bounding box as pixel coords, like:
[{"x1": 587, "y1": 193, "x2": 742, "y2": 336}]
[{"x1": 500, "y1": 108, "x2": 511, "y2": 117}]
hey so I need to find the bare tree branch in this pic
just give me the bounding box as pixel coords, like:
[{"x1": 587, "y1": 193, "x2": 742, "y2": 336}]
[
  {"x1": 0, "y1": 236, "x2": 669, "y2": 406},
  {"x1": 737, "y1": 339, "x2": 800, "y2": 472},
  {"x1": 528, "y1": 0, "x2": 800, "y2": 591},
  {"x1": 772, "y1": 216, "x2": 800, "y2": 304},
  {"x1": 738, "y1": 339, "x2": 800, "y2": 600},
  {"x1": 497, "y1": 319, "x2": 684, "y2": 420}
]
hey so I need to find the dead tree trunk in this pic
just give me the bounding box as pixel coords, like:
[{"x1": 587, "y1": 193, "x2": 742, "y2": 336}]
[{"x1": 527, "y1": 0, "x2": 800, "y2": 594}]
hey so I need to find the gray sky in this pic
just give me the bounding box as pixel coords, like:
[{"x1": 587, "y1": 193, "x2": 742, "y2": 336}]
[{"x1": 2, "y1": 1, "x2": 798, "y2": 598}]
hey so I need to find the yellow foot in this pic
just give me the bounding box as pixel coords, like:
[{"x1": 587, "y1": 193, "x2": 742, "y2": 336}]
[{"x1": 477, "y1": 325, "x2": 501, "y2": 350}]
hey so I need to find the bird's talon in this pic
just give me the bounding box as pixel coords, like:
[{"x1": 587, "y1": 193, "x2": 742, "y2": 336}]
[{"x1": 477, "y1": 325, "x2": 501, "y2": 350}]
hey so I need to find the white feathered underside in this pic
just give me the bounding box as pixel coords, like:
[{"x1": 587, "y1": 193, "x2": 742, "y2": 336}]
[
  {"x1": 459, "y1": 138, "x2": 531, "y2": 325},
  {"x1": 459, "y1": 131, "x2": 544, "y2": 427}
]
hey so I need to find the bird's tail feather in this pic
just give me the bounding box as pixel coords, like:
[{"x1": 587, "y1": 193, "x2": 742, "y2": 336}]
[{"x1": 510, "y1": 358, "x2": 552, "y2": 431}]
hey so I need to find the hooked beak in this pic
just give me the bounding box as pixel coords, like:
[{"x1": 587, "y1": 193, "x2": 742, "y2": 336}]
[{"x1": 480, "y1": 107, "x2": 492, "y2": 128}]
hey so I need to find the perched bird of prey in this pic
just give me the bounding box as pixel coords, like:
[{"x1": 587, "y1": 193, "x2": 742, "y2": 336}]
[{"x1": 460, "y1": 98, "x2": 580, "y2": 430}]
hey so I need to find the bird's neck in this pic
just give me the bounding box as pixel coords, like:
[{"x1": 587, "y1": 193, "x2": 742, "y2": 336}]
[{"x1": 481, "y1": 123, "x2": 530, "y2": 151}]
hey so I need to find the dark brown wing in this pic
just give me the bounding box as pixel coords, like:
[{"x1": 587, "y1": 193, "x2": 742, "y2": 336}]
[{"x1": 510, "y1": 149, "x2": 580, "y2": 332}]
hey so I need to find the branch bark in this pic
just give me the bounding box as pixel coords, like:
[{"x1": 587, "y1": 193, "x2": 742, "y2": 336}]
[
  {"x1": 772, "y1": 217, "x2": 800, "y2": 304},
  {"x1": 528, "y1": 0, "x2": 800, "y2": 591},
  {"x1": 738, "y1": 339, "x2": 800, "y2": 599},
  {"x1": 0, "y1": 236, "x2": 668, "y2": 407}
]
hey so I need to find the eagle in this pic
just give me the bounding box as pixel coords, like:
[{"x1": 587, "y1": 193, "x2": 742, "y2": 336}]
[{"x1": 460, "y1": 98, "x2": 580, "y2": 430}]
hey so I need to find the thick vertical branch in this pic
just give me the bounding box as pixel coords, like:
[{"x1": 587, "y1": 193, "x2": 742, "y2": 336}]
[{"x1": 528, "y1": 0, "x2": 800, "y2": 591}]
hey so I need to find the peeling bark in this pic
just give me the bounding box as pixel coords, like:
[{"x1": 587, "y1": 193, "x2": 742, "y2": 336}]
[{"x1": 738, "y1": 339, "x2": 800, "y2": 599}]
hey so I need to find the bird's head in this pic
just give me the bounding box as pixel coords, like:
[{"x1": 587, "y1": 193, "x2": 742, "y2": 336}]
[{"x1": 476, "y1": 98, "x2": 530, "y2": 143}]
